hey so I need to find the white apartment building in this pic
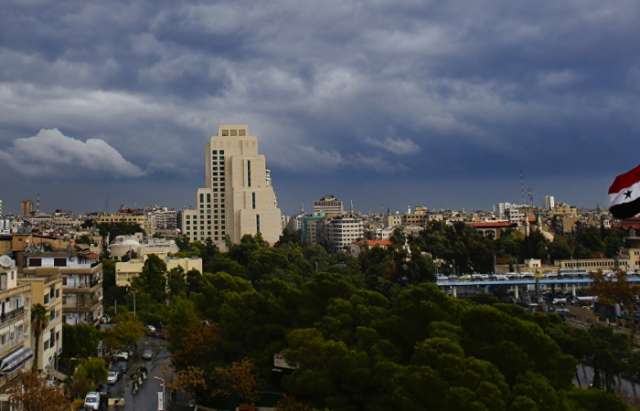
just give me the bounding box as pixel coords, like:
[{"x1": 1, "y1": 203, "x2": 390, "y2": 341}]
[
  {"x1": 325, "y1": 216, "x2": 364, "y2": 252},
  {"x1": 147, "y1": 208, "x2": 178, "y2": 232},
  {"x1": 0, "y1": 255, "x2": 33, "y2": 398},
  {"x1": 23, "y1": 251, "x2": 103, "y2": 325},
  {"x1": 544, "y1": 195, "x2": 556, "y2": 210},
  {"x1": 182, "y1": 125, "x2": 283, "y2": 248}
]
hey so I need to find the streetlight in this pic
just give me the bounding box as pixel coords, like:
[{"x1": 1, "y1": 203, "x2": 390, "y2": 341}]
[{"x1": 154, "y1": 376, "x2": 166, "y2": 411}]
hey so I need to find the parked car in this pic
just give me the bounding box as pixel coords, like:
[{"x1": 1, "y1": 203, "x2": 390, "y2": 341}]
[
  {"x1": 113, "y1": 360, "x2": 128, "y2": 374},
  {"x1": 84, "y1": 391, "x2": 100, "y2": 410},
  {"x1": 115, "y1": 351, "x2": 129, "y2": 361},
  {"x1": 142, "y1": 348, "x2": 153, "y2": 361},
  {"x1": 146, "y1": 324, "x2": 157, "y2": 334},
  {"x1": 107, "y1": 370, "x2": 119, "y2": 384}
]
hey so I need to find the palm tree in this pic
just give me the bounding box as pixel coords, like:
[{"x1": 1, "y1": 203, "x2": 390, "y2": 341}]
[{"x1": 31, "y1": 304, "x2": 48, "y2": 371}]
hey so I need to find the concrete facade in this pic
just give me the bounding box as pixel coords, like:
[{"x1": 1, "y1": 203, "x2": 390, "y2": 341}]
[
  {"x1": 0, "y1": 255, "x2": 33, "y2": 401},
  {"x1": 182, "y1": 125, "x2": 283, "y2": 248},
  {"x1": 115, "y1": 255, "x2": 202, "y2": 287},
  {"x1": 22, "y1": 252, "x2": 103, "y2": 325},
  {"x1": 21, "y1": 273, "x2": 63, "y2": 372}
]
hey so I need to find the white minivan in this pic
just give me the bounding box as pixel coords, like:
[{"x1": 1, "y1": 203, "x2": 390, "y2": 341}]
[{"x1": 84, "y1": 391, "x2": 100, "y2": 410}]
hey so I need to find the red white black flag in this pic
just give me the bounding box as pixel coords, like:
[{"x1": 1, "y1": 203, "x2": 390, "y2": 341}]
[{"x1": 609, "y1": 164, "x2": 640, "y2": 219}]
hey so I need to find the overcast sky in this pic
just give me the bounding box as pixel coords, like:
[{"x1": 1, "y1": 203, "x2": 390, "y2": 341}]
[{"x1": 1, "y1": 0, "x2": 639, "y2": 214}]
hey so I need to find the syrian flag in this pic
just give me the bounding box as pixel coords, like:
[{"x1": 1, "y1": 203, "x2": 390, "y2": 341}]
[{"x1": 609, "y1": 164, "x2": 640, "y2": 219}]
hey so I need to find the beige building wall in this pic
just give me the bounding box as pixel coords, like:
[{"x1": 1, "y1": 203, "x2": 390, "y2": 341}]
[
  {"x1": 0, "y1": 256, "x2": 33, "y2": 396},
  {"x1": 183, "y1": 124, "x2": 283, "y2": 248},
  {"x1": 21, "y1": 274, "x2": 63, "y2": 371},
  {"x1": 116, "y1": 256, "x2": 202, "y2": 287}
]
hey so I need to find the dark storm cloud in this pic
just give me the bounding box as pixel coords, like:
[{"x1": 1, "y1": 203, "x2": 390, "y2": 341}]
[{"x1": 1, "y1": 0, "x2": 639, "y2": 211}]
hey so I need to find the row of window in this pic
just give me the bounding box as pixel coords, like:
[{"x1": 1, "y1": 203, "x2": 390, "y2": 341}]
[
  {"x1": 220, "y1": 128, "x2": 246, "y2": 136},
  {"x1": 0, "y1": 324, "x2": 23, "y2": 347},
  {"x1": 43, "y1": 329, "x2": 61, "y2": 350}
]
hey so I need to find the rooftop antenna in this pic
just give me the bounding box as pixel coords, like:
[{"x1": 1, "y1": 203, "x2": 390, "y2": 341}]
[{"x1": 350, "y1": 200, "x2": 354, "y2": 214}]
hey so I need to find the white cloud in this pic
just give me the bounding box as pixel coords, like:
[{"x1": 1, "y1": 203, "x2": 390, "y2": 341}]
[
  {"x1": 367, "y1": 136, "x2": 421, "y2": 155},
  {"x1": 0, "y1": 128, "x2": 145, "y2": 178}
]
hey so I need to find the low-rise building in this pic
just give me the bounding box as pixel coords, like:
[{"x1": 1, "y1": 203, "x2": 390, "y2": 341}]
[
  {"x1": 466, "y1": 220, "x2": 516, "y2": 239},
  {"x1": 557, "y1": 258, "x2": 628, "y2": 272},
  {"x1": 22, "y1": 251, "x2": 103, "y2": 325},
  {"x1": 115, "y1": 255, "x2": 202, "y2": 287},
  {"x1": 108, "y1": 235, "x2": 179, "y2": 260},
  {"x1": 0, "y1": 255, "x2": 33, "y2": 402}
]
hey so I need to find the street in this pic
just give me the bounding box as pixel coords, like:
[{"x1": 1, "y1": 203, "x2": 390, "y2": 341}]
[{"x1": 108, "y1": 336, "x2": 173, "y2": 411}]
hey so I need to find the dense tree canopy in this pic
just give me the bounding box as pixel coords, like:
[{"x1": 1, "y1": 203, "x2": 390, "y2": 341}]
[{"x1": 145, "y1": 234, "x2": 633, "y2": 410}]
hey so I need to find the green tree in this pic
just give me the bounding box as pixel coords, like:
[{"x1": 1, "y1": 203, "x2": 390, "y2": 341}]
[
  {"x1": 549, "y1": 236, "x2": 572, "y2": 261},
  {"x1": 102, "y1": 312, "x2": 145, "y2": 352},
  {"x1": 132, "y1": 254, "x2": 167, "y2": 303},
  {"x1": 62, "y1": 323, "x2": 101, "y2": 359},
  {"x1": 71, "y1": 357, "x2": 108, "y2": 398},
  {"x1": 168, "y1": 266, "x2": 187, "y2": 298}
]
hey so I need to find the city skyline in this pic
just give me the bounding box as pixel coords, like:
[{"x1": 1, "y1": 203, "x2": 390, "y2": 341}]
[{"x1": 1, "y1": 1, "x2": 638, "y2": 213}]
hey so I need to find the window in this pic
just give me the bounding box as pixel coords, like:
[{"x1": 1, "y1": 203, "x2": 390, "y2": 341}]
[
  {"x1": 222, "y1": 129, "x2": 229, "y2": 136},
  {"x1": 54, "y1": 258, "x2": 67, "y2": 267},
  {"x1": 247, "y1": 160, "x2": 252, "y2": 187},
  {"x1": 29, "y1": 258, "x2": 42, "y2": 267},
  {"x1": 256, "y1": 214, "x2": 261, "y2": 233},
  {"x1": 200, "y1": 193, "x2": 204, "y2": 203},
  {"x1": 239, "y1": 129, "x2": 246, "y2": 136},
  {"x1": 252, "y1": 192, "x2": 256, "y2": 209},
  {"x1": 230, "y1": 129, "x2": 237, "y2": 136}
]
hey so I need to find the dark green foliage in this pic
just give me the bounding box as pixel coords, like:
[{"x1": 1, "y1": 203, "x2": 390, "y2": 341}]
[
  {"x1": 96, "y1": 222, "x2": 143, "y2": 238},
  {"x1": 62, "y1": 324, "x2": 101, "y2": 359},
  {"x1": 132, "y1": 254, "x2": 167, "y2": 303},
  {"x1": 152, "y1": 234, "x2": 632, "y2": 410}
]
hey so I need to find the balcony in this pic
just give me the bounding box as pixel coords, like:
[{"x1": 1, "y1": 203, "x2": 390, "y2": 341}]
[
  {"x1": 0, "y1": 307, "x2": 25, "y2": 327},
  {"x1": 63, "y1": 298, "x2": 101, "y2": 313},
  {"x1": 64, "y1": 279, "x2": 101, "y2": 293}
]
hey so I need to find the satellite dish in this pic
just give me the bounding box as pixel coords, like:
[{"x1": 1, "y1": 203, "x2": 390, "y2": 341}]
[{"x1": 0, "y1": 255, "x2": 14, "y2": 269}]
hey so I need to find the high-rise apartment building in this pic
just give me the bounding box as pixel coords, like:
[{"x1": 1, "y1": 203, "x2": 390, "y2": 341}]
[
  {"x1": 544, "y1": 195, "x2": 556, "y2": 210},
  {"x1": 313, "y1": 195, "x2": 344, "y2": 219},
  {"x1": 182, "y1": 125, "x2": 283, "y2": 248},
  {"x1": 20, "y1": 200, "x2": 33, "y2": 217}
]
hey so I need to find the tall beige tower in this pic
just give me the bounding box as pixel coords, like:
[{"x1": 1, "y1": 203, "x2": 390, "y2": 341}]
[{"x1": 182, "y1": 125, "x2": 283, "y2": 248}]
